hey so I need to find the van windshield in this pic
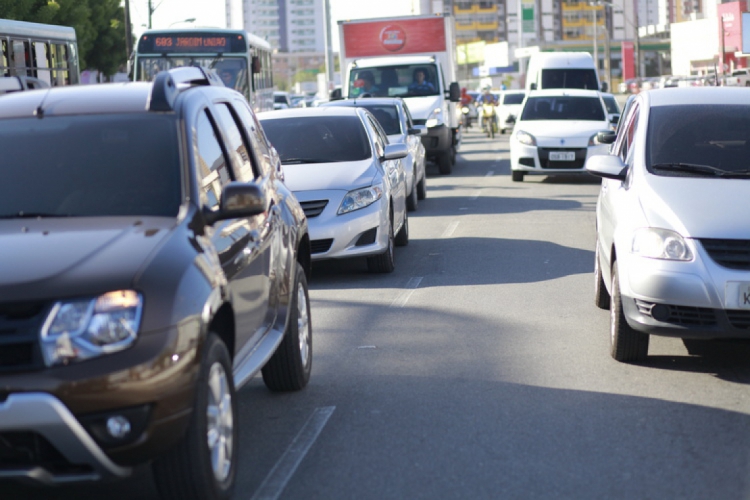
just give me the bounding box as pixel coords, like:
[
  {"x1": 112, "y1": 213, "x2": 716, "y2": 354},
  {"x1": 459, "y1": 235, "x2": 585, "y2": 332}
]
[
  {"x1": 348, "y1": 64, "x2": 440, "y2": 98},
  {"x1": 541, "y1": 69, "x2": 599, "y2": 90}
]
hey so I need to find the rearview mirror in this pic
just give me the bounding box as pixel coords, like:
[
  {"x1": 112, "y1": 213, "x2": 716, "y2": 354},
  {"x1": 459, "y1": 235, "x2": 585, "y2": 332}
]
[
  {"x1": 382, "y1": 143, "x2": 408, "y2": 161},
  {"x1": 448, "y1": 82, "x2": 460, "y2": 102},
  {"x1": 585, "y1": 154, "x2": 627, "y2": 180}
]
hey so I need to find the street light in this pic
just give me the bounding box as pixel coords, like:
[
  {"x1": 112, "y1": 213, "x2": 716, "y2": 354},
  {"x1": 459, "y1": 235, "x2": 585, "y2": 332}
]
[
  {"x1": 169, "y1": 18, "x2": 196, "y2": 27},
  {"x1": 590, "y1": 0, "x2": 612, "y2": 89}
]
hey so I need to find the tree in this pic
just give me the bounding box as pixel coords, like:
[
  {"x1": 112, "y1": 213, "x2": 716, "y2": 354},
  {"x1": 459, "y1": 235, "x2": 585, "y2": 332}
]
[{"x1": 1, "y1": 0, "x2": 128, "y2": 77}]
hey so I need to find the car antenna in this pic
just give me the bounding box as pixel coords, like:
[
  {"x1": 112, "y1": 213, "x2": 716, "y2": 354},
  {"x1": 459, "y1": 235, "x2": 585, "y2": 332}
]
[{"x1": 34, "y1": 87, "x2": 52, "y2": 119}]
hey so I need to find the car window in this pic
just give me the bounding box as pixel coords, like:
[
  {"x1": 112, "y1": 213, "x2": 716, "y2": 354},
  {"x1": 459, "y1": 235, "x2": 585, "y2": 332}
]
[
  {"x1": 602, "y1": 96, "x2": 620, "y2": 114},
  {"x1": 232, "y1": 99, "x2": 274, "y2": 177},
  {"x1": 367, "y1": 115, "x2": 388, "y2": 157},
  {"x1": 362, "y1": 105, "x2": 401, "y2": 135},
  {"x1": 503, "y1": 93, "x2": 525, "y2": 105},
  {"x1": 521, "y1": 96, "x2": 606, "y2": 121},
  {"x1": 0, "y1": 114, "x2": 182, "y2": 218},
  {"x1": 615, "y1": 102, "x2": 639, "y2": 163},
  {"x1": 260, "y1": 115, "x2": 371, "y2": 164},
  {"x1": 403, "y1": 103, "x2": 415, "y2": 129},
  {"x1": 195, "y1": 110, "x2": 233, "y2": 209},
  {"x1": 213, "y1": 103, "x2": 256, "y2": 182},
  {"x1": 541, "y1": 69, "x2": 599, "y2": 89}
]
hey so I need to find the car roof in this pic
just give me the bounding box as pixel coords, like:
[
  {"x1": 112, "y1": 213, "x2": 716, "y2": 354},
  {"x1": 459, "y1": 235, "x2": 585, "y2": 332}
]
[
  {"x1": 526, "y1": 88, "x2": 603, "y2": 98},
  {"x1": 642, "y1": 87, "x2": 750, "y2": 107}
]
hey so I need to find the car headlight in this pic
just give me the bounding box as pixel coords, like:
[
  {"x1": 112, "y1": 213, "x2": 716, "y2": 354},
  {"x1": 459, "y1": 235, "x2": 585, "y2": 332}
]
[
  {"x1": 515, "y1": 130, "x2": 537, "y2": 146},
  {"x1": 631, "y1": 228, "x2": 693, "y2": 261},
  {"x1": 425, "y1": 108, "x2": 443, "y2": 128},
  {"x1": 41, "y1": 290, "x2": 143, "y2": 366},
  {"x1": 588, "y1": 133, "x2": 599, "y2": 146},
  {"x1": 338, "y1": 184, "x2": 383, "y2": 215}
]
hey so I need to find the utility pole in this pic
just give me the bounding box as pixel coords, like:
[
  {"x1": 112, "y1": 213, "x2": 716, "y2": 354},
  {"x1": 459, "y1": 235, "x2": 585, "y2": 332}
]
[
  {"x1": 592, "y1": 3, "x2": 598, "y2": 81},
  {"x1": 124, "y1": 0, "x2": 133, "y2": 56}
]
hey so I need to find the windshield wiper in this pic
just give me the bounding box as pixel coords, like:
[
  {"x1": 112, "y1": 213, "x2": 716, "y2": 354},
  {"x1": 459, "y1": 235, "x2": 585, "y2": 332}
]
[
  {"x1": 282, "y1": 158, "x2": 332, "y2": 164},
  {"x1": 0, "y1": 212, "x2": 71, "y2": 219},
  {"x1": 650, "y1": 163, "x2": 744, "y2": 177}
]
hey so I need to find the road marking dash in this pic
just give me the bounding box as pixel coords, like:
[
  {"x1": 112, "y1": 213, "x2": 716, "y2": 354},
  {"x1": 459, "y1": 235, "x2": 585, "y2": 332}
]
[
  {"x1": 390, "y1": 277, "x2": 423, "y2": 308},
  {"x1": 441, "y1": 221, "x2": 460, "y2": 238}
]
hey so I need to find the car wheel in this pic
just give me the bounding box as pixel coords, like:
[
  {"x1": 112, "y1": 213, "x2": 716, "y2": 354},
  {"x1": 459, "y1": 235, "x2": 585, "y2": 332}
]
[
  {"x1": 451, "y1": 144, "x2": 457, "y2": 163},
  {"x1": 395, "y1": 210, "x2": 409, "y2": 247},
  {"x1": 416, "y1": 174, "x2": 427, "y2": 200},
  {"x1": 438, "y1": 150, "x2": 452, "y2": 175},
  {"x1": 594, "y1": 242, "x2": 611, "y2": 310},
  {"x1": 367, "y1": 217, "x2": 395, "y2": 273},
  {"x1": 406, "y1": 176, "x2": 418, "y2": 211},
  {"x1": 610, "y1": 267, "x2": 649, "y2": 363},
  {"x1": 152, "y1": 333, "x2": 237, "y2": 500},
  {"x1": 511, "y1": 170, "x2": 525, "y2": 182},
  {"x1": 262, "y1": 262, "x2": 312, "y2": 391}
]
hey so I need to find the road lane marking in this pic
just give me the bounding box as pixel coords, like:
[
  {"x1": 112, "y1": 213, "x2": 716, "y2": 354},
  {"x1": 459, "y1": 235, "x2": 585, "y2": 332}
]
[
  {"x1": 441, "y1": 221, "x2": 460, "y2": 238},
  {"x1": 390, "y1": 277, "x2": 423, "y2": 308},
  {"x1": 250, "y1": 406, "x2": 336, "y2": 500},
  {"x1": 469, "y1": 189, "x2": 481, "y2": 200}
]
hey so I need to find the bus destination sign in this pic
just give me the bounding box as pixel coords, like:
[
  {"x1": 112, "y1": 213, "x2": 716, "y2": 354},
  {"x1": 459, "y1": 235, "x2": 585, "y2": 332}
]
[{"x1": 138, "y1": 33, "x2": 245, "y2": 53}]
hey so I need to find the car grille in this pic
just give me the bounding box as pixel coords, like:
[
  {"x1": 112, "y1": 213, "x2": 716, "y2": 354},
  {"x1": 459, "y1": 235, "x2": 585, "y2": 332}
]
[
  {"x1": 0, "y1": 431, "x2": 94, "y2": 475},
  {"x1": 537, "y1": 147, "x2": 587, "y2": 170},
  {"x1": 635, "y1": 300, "x2": 717, "y2": 326},
  {"x1": 699, "y1": 239, "x2": 750, "y2": 270},
  {"x1": 0, "y1": 301, "x2": 47, "y2": 372},
  {"x1": 299, "y1": 200, "x2": 328, "y2": 218},
  {"x1": 310, "y1": 239, "x2": 333, "y2": 254},
  {"x1": 726, "y1": 310, "x2": 750, "y2": 329}
]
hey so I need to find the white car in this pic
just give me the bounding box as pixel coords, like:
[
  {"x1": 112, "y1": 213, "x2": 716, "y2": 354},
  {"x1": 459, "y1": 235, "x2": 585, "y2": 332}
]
[
  {"x1": 496, "y1": 90, "x2": 525, "y2": 134},
  {"x1": 259, "y1": 107, "x2": 409, "y2": 273},
  {"x1": 321, "y1": 97, "x2": 427, "y2": 211},
  {"x1": 509, "y1": 89, "x2": 611, "y2": 182},
  {"x1": 587, "y1": 87, "x2": 750, "y2": 363}
]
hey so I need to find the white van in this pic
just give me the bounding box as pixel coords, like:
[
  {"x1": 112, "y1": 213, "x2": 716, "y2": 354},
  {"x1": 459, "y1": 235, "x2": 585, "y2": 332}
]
[{"x1": 525, "y1": 52, "x2": 602, "y2": 92}]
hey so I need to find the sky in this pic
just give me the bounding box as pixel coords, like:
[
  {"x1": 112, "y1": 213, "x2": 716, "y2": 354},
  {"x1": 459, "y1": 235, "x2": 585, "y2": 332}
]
[{"x1": 129, "y1": 0, "x2": 420, "y2": 46}]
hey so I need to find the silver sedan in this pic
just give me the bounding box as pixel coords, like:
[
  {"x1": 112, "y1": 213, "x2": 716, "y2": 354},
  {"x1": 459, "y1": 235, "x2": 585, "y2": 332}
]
[
  {"x1": 321, "y1": 97, "x2": 427, "y2": 211},
  {"x1": 259, "y1": 107, "x2": 409, "y2": 273},
  {"x1": 587, "y1": 87, "x2": 750, "y2": 363}
]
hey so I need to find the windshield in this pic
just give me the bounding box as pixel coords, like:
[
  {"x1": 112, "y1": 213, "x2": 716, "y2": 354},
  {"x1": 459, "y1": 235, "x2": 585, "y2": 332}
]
[
  {"x1": 520, "y1": 96, "x2": 606, "y2": 121},
  {"x1": 503, "y1": 93, "x2": 525, "y2": 105},
  {"x1": 348, "y1": 64, "x2": 440, "y2": 98},
  {"x1": 541, "y1": 69, "x2": 599, "y2": 90},
  {"x1": 137, "y1": 56, "x2": 249, "y2": 95},
  {"x1": 647, "y1": 104, "x2": 750, "y2": 176},
  {"x1": 0, "y1": 115, "x2": 181, "y2": 218},
  {"x1": 260, "y1": 116, "x2": 371, "y2": 164}
]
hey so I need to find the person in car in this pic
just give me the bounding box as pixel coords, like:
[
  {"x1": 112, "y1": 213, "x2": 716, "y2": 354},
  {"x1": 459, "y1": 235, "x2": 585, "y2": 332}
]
[{"x1": 408, "y1": 68, "x2": 435, "y2": 94}]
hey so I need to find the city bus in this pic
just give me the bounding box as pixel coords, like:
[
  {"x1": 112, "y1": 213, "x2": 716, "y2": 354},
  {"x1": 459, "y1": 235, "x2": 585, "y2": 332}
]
[
  {"x1": 0, "y1": 18, "x2": 80, "y2": 86},
  {"x1": 133, "y1": 28, "x2": 274, "y2": 112}
]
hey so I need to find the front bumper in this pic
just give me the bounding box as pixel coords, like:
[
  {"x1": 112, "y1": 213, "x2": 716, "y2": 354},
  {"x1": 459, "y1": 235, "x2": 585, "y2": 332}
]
[
  {"x1": 420, "y1": 124, "x2": 452, "y2": 157},
  {"x1": 616, "y1": 244, "x2": 750, "y2": 339},
  {"x1": 511, "y1": 142, "x2": 609, "y2": 175}
]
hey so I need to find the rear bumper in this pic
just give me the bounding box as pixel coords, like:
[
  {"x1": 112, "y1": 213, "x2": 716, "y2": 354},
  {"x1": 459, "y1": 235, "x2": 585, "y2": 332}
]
[{"x1": 420, "y1": 124, "x2": 452, "y2": 157}]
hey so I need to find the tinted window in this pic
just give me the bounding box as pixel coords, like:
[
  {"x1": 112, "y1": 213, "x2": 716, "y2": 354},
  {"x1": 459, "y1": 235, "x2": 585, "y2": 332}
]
[
  {"x1": 214, "y1": 103, "x2": 256, "y2": 181},
  {"x1": 348, "y1": 64, "x2": 440, "y2": 98},
  {"x1": 0, "y1": 115, "x2": 181, "y2": 218},
  {"x1": 647, "y1": 105, "x2": 750, "y2": 174},
  {"x1": 541, "y1": 69, "x2": 598, "y2": 90},
  {"x1": 521, "y1": 96, "x2": 606, "y2": 121},
  {"x1": 360, "y1": 105, "x2": 401, "y2": 135},
  {"x1": 503, "y1": 93, "x2": 525, "y2": 105},
  {"x1": 260, "y1": 116, "x2": 371, "y2": 164},
  {"x1": 195, "y1": 111, "x2": 232, "y2": 209},
  {"x1": 602, "y1": 96, "x2": 620, "y2": 114}
]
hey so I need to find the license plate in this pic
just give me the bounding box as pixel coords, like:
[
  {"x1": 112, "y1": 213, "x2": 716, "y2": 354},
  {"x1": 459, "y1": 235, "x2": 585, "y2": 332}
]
[
  {"x1": 739, "y1": 283, "x2": 750, "y2": 309},
  {"x1": 726, "y1": 282, "x2": 750, "y2": 309},
  {"x1": 549, "y1": 151, "x2": 575, "y2": 161}
]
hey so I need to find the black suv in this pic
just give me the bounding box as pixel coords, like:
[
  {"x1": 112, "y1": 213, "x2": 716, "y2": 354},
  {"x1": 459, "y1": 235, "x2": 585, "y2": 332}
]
[{"x1": 0, "y1": 67, "x2": 312, "y2": 500}]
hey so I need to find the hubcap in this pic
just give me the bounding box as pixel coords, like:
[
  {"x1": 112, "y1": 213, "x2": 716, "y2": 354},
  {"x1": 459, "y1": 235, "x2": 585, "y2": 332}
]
[
  {"x1": 206, "y1": 362, "x2": 233, "y2": 482},
  {"x1": 297, "y1": 280, "x2": 310, "y2": 368}
]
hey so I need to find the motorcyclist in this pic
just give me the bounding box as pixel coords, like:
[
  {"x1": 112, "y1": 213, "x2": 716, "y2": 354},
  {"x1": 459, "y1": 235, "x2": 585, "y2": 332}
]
[
  {"x1": 477, "y1": 86, "x2": 498, "y2": 136},
  {"x1": 460, "y1": 87, "x2": 475, "y2": 128}
]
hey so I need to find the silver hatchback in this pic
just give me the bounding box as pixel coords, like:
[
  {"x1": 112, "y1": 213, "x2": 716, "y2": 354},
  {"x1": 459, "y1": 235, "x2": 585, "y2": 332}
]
[{"x1": 587, "y1": 87, "x2": 750, "y2": 363}]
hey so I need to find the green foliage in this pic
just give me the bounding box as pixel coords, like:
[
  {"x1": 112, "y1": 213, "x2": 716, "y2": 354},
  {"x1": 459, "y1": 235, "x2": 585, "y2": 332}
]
[{"x1": 2, "y1": 0, "x2": 128, "y2": 76}]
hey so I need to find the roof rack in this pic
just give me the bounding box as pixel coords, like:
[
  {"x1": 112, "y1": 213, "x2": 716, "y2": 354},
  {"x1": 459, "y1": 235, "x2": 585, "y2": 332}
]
[
  {"x1": 0, "y1": 76, "x2": 50, "y2": 94},
  {"x1": 149, "y1": 66, "x2": 225, "y2": 112}
]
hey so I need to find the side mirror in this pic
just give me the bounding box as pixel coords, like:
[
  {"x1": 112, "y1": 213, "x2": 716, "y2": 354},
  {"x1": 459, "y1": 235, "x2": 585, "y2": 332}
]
[
  {"x1": 382, "y1": 142, "x2": 408, "y2": 161},
  {"x1": 585, "y1": 154, "x2": 627, "y2": 180},
  {"x1": 610, "y1": 115, "x2": 620, "y2": 126},
  {"x1": 448, "y1": 81, "x2": 460, "y2": 102},
  {"x1": 600, "y1": 81, "x2": 609, "y2": 93},
  {"x1": 410, "y1": 125, "x2": 428, "y2": 136},
  {"x1": 329, "y1": 88, "x2": 342, "y2": 100},
  {"x1": 204, "y1": 182, "x2": 266, "y2": 225},
  {"x1": 529, "y1": 82, "x2": 537, "y2": 90},
  {"x1": 597, "y1": 130, "x2": 617, "y2": 144}
]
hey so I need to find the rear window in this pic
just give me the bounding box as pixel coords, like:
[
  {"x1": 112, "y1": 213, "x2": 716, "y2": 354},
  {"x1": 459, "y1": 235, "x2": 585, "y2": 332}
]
[
  {"x1": 0, "y1": 114, "x2": 182, "y2": 218},
  {"x1": 260, "y1": 115, "x2": 371, "y2": 164},
  {"x1": 541, "y1": 69, "x2": 599, "y2": 90},
  {"x1": 602, "y1": 96, "x2": 620, "y2": 114},
  {"x1": 521, "y1": 96, "x2": 606, "y2": 121},
  {"x1": 503, "y1": 93, "x2": 525, "y2": 105}
]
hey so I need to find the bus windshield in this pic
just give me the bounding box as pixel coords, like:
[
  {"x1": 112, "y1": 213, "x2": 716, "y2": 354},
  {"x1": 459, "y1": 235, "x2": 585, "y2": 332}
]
[{"x1": 137, "y1": 56, "x2": 249, "y2": 96}]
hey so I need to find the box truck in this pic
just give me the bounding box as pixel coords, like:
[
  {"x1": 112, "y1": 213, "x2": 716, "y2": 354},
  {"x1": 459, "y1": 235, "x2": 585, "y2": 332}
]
[{"x1": 338, "y1": 14, "x2": 461, "y2": 174}]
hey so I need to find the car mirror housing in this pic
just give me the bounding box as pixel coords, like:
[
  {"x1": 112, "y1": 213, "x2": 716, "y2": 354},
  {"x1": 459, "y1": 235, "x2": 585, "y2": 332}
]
[
  {"x1": 448, "y1": 82, "x2": 461, "y2": 102},
  {"x1": 382, "y1": 142, "x2": 408, "y2": 161},
  {"x1": 585, "y1": 154, "x2": 627, "y2": 180},
  {"x1": 205, "y1": 182, "x2": 266, "y2": 225},
  {"x1": 409, "y1": 125, "x2": 427, "y2": 136}
]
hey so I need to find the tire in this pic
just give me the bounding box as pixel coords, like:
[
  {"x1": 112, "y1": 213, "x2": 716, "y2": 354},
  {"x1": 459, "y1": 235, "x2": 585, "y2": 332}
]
[
  {"x1": 490, "y1": 126, "x2": 495, "y2": 139},
  {"x1": 262, "y1": 262, "x2": 312, "y2": 391},
  {"x1": 406, "y1": 176, "x2": 418, "y2": 211},
  {"x1": 416, "y1": 175, "x2": 427, "y2": 200},
  {"x1": 395, "y1": 210, "x2": 409, "y2": 247},
  {"x1": 367, "y1": 217, "x2": 395, "y2": 273},
  {"x1": 610, "y1": 267, "x2": 649, "y2": 363},
  {"x1": 153, "y1": 333, "x2": 237, "y2": 500},
  {"x1": 437, "y1": 150, "x2": 452, "y2": 175},
  {"x1": 594, "y1": 242, "x2": 611, "y2": 310},
  {"x1": 511, "y1": 170, "x2": 525, "y2": 182}
]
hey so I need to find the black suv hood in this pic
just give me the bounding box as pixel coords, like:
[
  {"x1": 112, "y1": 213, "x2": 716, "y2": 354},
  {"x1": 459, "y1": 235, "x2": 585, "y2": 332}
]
[{"x1": 0, "y1": 217, "x2": 175, "y2": 301}]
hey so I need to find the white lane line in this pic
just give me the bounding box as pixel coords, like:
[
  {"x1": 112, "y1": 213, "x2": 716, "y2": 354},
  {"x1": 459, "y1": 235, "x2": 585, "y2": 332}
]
[
  {"x1": 250, "y1": 406, "x2": 336, "y2": 500},
  {"x1": 390, "y1": 277, "x2": 423, "y2": 308},
  {"x1": 469, "y1": 190, "x2": 481, "y2": 200},
  {"x1": 486, "y1": 170, "x2": 494, "y2": 177},
  {"x1": 441, "y1": 221, "x2": 460, "y2": 238}
]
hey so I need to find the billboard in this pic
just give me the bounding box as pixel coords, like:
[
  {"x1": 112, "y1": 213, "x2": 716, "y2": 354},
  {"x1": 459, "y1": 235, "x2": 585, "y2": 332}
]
[{"x1": 341, "y1": 17, "x2": 446, "y2": 58}]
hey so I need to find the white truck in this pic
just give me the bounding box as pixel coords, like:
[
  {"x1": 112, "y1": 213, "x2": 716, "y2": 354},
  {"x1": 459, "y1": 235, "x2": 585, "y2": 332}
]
[
  {"x1": 338, "y1": 14, "x2": 461, "y2": 174},
  {"x1": 724, "y1": 68, "x2": 750, "y2": 87}
]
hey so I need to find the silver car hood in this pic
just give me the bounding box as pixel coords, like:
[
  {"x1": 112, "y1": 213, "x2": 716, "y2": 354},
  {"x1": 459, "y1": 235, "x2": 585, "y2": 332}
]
[
  {"x1": 282, "y1": 159, "x2": 379, "y2": 192},
  {"x1": 641, "y1": 175, "x2": 750, "y2": 238}
]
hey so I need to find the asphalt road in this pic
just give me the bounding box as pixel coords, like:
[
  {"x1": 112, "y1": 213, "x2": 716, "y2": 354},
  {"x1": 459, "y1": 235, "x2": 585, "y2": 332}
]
[{"x1": 9, "y1": 126, "x2": 750, "y2": 500}]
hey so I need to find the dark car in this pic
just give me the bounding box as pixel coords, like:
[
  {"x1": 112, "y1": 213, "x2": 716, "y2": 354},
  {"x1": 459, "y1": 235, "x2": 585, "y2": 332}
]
[{"x1": 0, "y1": 67, "x2": 312, "y2": 500}]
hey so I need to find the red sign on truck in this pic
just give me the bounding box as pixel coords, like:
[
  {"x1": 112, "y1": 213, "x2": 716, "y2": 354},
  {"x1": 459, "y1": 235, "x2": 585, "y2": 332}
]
[{"x1": 342, "y1": 17, "x2": 446, "y2": 58}]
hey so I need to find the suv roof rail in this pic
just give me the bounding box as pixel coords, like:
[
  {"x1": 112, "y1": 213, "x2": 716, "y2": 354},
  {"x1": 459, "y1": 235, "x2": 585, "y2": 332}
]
[
  {"x1": 0, "y1": 75, "x2": 50, "y2": 94},
  {"x1": 149, "y1": 66, "x2": 224, "y2": 112}
]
